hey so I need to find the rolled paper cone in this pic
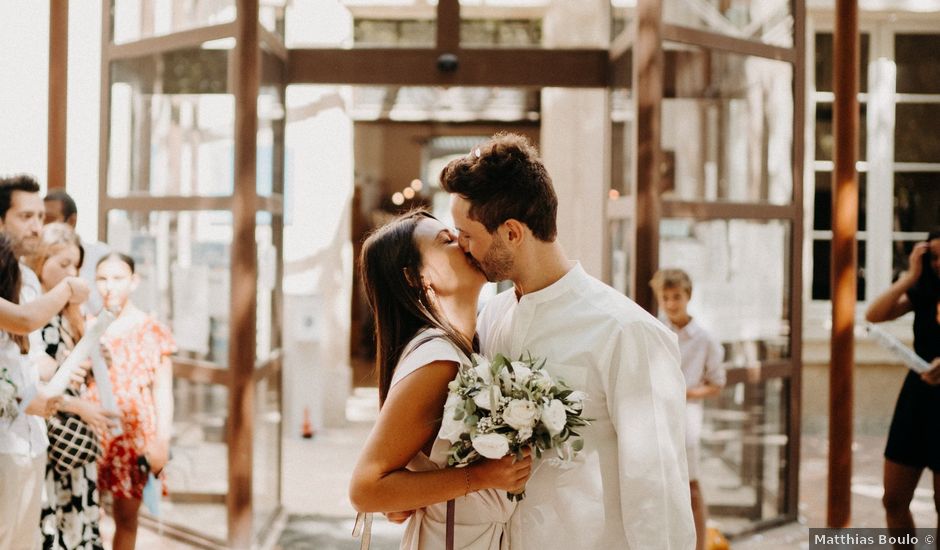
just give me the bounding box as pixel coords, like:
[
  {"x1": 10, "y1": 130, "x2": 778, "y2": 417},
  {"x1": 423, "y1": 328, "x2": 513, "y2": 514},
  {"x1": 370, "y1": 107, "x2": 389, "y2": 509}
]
[
  {"x1": 867, "y1": 322, "x2": 931, "y2": 374},
  {"x1": 45, "y1": 311, "x2": 116, "y2": 396}
]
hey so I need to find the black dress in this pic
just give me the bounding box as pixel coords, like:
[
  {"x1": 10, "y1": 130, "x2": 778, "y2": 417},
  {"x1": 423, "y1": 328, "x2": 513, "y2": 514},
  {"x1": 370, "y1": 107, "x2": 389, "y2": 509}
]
[
  {"x1": 39, "y1": 315, "x2": 104, "y2": 550},
  {"x1": 884, "y1": 282, "x2": 940, "y2": 472}
]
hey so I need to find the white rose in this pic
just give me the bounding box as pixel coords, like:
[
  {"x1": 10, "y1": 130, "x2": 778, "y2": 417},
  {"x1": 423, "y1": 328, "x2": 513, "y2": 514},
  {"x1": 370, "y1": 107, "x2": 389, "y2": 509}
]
[
  {"x1": 473, "y1": 384, "x2": 502, "y2": 411},
  {"x1": 439, "y1": 395, "x2": 467, "y2": 443},
  {"x1": 533, "y1": 370, "x2": 554, "y2": 391},
  {"x1": 510, "y1": 361, "x2": 532, "y2": 381},
  {"x1": 503, "y1": 399, "x2": 540, "y2": 431},
  {"x1": 517, "y1": 426, "x2": 533, "y2": 442},
  {"x1": 472, "y1": 355, "x2": 493, "y2": 384},
  {"x1": 541, "y1": 399, "x2": 567, "y2": 436},
  {"x1": 472, "y1": 433, "x2": 510, "y2": 459}
]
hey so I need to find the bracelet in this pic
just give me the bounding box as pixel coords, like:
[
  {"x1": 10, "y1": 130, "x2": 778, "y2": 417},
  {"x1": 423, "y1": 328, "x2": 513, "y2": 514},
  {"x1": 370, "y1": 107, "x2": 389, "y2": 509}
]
[{"x1": 464, "y1": 467, "x2": 472, "y2": 496}]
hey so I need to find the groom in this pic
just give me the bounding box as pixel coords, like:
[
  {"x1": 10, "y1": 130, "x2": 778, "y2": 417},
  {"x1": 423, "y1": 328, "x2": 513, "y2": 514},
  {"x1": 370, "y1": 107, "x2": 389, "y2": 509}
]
[{"x1": 440, "y1": 133, "x2": 695, "y2": 549}]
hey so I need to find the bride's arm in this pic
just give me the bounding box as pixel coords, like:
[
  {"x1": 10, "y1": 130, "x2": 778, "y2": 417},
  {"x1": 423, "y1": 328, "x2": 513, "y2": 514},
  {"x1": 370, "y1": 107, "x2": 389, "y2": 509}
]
[{"x1": 349, "y1": 360, "x2": 531, "y2": 513}]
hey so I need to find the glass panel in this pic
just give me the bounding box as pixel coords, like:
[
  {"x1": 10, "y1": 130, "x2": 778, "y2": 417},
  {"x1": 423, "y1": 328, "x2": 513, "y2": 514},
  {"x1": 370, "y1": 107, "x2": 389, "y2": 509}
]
[
  {"x1": 107, "y1": 210, "x2": 233, "y2": 363},
  {"x1": 109, "y1": 49, "x2": 235, "y2": 197},
  {"x1": 664, "y1": 0, "x2": 793, "y2": 48},
  {"x1": 609, "y1": 96, "x2": 633, "y2": 196},
  {"x1": 112, "y1": 0, "x2": 236, "y2": 44},
  {"x1": 812, "y1": 172, "x2": 867, "y2": 231},
  {"x1": 256, "y1": 217, "x2": 277, "y2": 361},
  {"x1": 106, "y1": 209, "x2": 232, "y2": 541},
  {"x1": 702, "y1": 377, "x2": 790, "y2": 536},
  {"x1": 608, "y1": 216, "x2": 632, "y2": 298},
  {"x1": 461, "y1": 18, "x2": 542, "y2": 48},
  {"x1": 814, "y1": 103, "x2": 867, "y2": 161},
  {"x1": 659, "y1": 218, "x2": 791, "y2": 360},
  {"x1": 811, "y1": 239, "x2": 866, "y2": 301},
  {"x1": 661, "y1": 47, "x2": 793, "y2": 205},
  {"x1": 895, "y1": 34, "x2": 940, "y2": 94},
  {"x1": 286, "y1": 1, "x2": 435, "y2": 49},
  {"x1": 814, "y1": 33, "x2": 870, "y2": 94},
  {"x1": 252, "y1": 371, "x2": 281, "y2": 538},
  {"x1": 350, "y1": 86, "x2": 540, "y2": 121},
  {"x1": 895, "y1": 104, "x2": 940, "y2": 163},
  {"x1": 259, "y1": 50, "x2": 286, "y2": 198},
  {"x1": 260, "y1": 0, "x2": 287, "y2": 39},
  {"x1": 893, "y1": 173, "x2": 940, "y2": 233}
]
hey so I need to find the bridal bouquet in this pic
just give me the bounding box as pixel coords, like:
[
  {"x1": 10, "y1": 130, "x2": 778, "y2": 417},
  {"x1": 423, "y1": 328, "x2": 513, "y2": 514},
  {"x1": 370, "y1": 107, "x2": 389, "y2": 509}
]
[
  {"x1": 440, "y1": 353, "x2": 590, "y2": 501},
  {"x1": 0, "y1": 367, "x2": 19, "y2": 421}
]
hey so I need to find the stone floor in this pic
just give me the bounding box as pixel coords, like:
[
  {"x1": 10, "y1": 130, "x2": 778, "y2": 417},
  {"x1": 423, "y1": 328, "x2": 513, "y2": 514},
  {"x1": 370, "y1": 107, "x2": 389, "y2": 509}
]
[{"x1": 121, "y1": 388, "x2": 937, "y2": 549}]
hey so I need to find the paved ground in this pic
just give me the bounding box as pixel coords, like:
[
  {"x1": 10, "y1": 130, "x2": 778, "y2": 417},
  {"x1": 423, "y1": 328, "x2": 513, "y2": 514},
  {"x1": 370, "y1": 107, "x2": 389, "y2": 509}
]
[{"x1": 121, "y1": 388, "x2": 937, "y2": 549}]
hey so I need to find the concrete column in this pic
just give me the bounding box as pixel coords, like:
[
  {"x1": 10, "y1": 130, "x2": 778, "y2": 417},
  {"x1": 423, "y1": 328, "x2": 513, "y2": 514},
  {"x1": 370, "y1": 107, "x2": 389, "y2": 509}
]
[{"x1": 539, "y1": 0, "x2": 610, "y2": 281}]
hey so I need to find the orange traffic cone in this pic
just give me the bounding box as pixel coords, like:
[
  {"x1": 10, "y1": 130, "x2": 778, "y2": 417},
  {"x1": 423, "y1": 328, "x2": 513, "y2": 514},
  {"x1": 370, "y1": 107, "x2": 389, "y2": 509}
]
[{"x1": 302, "y1": 407, "x2": 315, "y2": 439}]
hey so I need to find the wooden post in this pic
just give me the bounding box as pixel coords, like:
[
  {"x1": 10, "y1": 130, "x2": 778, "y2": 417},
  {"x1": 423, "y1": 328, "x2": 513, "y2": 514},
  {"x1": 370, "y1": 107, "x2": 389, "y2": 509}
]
[
  {"x1": 827, "y1": 0, "x2": 858, "y2": 529},
  {"x1": 229, "y1": 0, "x2": 259, "y2": 545},
  {"x1": 632, "y1": 0, "x2": 663, "y2": 312},
  {"x1": 48, "y1": 0, "x2": 69, "y2": 190}
]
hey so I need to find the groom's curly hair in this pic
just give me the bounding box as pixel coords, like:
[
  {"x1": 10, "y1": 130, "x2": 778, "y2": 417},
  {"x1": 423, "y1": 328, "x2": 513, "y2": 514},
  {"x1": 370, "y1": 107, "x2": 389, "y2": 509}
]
[{"x1": 439, "y1": 133, "x2": 557, "y2": 242}]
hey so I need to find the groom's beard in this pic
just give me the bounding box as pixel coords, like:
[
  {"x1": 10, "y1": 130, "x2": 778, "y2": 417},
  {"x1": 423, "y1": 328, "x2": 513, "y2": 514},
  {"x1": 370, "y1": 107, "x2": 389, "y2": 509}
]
[{"x1": 476, "y1": 234, "x2": 514, "y2": 282}]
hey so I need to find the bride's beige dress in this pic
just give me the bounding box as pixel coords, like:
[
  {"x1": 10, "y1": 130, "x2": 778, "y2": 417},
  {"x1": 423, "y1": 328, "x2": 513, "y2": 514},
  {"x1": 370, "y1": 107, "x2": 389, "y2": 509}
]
[{"x1": 391, "y1": 329, "x2": 515, "y2": 550}]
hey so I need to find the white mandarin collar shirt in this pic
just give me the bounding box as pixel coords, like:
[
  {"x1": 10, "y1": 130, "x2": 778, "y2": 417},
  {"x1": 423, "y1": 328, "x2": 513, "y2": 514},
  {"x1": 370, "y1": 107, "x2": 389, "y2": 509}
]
[{"x1": 478, "y1": 262, "x2": 694, "y2": 550}]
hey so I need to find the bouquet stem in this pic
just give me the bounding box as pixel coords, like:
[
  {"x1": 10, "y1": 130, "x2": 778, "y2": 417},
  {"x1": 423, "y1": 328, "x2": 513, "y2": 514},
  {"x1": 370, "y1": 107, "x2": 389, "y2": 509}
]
[{"x1": 507, "y1": 490, "x2": 526, "y2": 502}]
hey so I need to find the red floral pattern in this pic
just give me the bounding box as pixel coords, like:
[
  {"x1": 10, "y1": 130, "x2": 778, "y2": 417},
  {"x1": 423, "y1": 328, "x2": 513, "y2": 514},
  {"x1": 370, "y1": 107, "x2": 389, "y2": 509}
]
[{"x1": 87, "y1": 316, "x2": 175, "y2": 500}]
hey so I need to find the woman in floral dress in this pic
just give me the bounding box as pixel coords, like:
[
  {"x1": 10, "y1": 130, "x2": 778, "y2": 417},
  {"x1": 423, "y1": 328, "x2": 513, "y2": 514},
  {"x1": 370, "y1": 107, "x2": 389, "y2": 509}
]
[
  {"x1": 30, "y1": 223, "x2": 118, "y2": 550},
  {"x1": 86, "y1": 253, "x2": 175, "y2": 550}
]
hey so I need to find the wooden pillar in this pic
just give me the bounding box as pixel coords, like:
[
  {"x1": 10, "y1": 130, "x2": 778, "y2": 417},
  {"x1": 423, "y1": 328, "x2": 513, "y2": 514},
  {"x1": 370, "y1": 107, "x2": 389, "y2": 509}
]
[
  {"x1": 827, "y1": 0, "x2": 858, "y2": 529},
  {"x1": 48, "y1": 0, "x2": 69, "y2": 190},
  {"x1": 229, "y1": 0, "x2": 259, "y2": 545},
  {"x1": 632, "y1": 0, "x2": 663, "y2": 312}
]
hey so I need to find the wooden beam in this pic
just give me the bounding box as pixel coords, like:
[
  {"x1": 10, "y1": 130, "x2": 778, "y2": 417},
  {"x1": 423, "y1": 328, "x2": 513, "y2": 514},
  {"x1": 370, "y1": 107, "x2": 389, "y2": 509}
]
[
  {"x1": 105, "y1": 23, "x2": 236, "y2": 61},
  {"x1": 229, "y1": 0, "x2": 259, "y2": 545},
  {"x1": 632, "y1": 0, "x2": 664, "y2": 312},
  {"x1": 786, "y1": 0, "x2": 806, "y2": 523},
  {"x1": 48, "y1": 0, "x2": 68, "y2": 190},
  {"x1": 828, "y1": 0, "x2": 858, "y2": 529},
  {"x1": 437, "y1": 0, "x2": 460, "y2": 52},
  {"x1": 662, "y1": 23, "x2": 797, "y2": 64},
  {"x1": 287, "y1": 48, "x2": 609, "y2": 88},
  {"x1": 661, "y1": 200, "x2": 798, "y2": 221}
]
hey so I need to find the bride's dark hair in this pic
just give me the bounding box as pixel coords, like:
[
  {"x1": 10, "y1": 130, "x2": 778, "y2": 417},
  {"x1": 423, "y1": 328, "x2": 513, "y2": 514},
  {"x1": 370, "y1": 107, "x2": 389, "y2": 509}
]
[{"x1": 360, "y1": 209, "x2": 473, "y2": 406}]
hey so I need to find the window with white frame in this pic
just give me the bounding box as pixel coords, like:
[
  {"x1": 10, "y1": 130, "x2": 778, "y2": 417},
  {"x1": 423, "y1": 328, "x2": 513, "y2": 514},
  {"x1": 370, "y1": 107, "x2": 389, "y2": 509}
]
[{"x1": 809, "y1": 18, "x2": 940, "y2": 306}]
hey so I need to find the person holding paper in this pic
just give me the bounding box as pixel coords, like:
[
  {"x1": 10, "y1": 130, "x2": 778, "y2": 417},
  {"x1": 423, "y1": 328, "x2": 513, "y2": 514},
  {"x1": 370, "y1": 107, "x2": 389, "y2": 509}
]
[
  {"x1": 86, "y1": 253, "x2": 176, "y2": 550},
  {"x1": 865, "y1": 229, "x2": 940, "y2": 536},
  {"x1": 29, "y1": 223, "x2": 118, "y2": 550}
]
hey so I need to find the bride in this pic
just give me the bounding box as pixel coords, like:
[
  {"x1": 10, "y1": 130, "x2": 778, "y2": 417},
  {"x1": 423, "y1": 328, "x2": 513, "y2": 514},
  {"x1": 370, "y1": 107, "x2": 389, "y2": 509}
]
[{"x1": 350, "y1": 210, "x2": 531, "y2": 550}]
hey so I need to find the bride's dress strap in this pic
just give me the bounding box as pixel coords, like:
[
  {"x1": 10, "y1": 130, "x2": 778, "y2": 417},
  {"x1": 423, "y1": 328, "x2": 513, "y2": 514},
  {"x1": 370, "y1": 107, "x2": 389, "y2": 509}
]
[
  {"x1": 352, "y1": 512, "x2": 373, "y2": 550},
  {"x1": 446, "y1": 499, "x2": 455, "y2": 550}
]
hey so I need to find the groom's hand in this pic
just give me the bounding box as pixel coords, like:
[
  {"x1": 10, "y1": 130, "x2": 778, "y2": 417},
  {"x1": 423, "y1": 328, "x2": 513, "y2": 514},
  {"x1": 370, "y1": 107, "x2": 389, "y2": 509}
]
[{"x1": 384, "y1": 510, "x2": 414, "y2": 524}]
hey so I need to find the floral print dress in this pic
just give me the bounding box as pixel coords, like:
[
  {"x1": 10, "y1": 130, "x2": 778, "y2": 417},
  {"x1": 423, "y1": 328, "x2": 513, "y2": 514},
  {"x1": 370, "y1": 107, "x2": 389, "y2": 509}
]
[
  {"x1": 39, "y1": 314, "x2": 103, "y2": 550},
  {"x1": 87, "y1": 315, "x2": 176, "y2": 500}
]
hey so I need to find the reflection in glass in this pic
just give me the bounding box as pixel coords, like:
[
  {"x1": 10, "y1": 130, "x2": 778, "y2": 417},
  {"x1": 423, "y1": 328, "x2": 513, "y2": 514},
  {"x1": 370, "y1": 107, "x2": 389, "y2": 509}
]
[
  {"x1": 895, "y1": 34, "x2": 940, "y2": 94},
  {"x1": 811, "y1": 239, "x2": 866, "y2": 301},
  {"x1": 893, "y1": 173, "x2": 940, "y2": 233},
  {"x1": 661, "y1": 49, "x2": 793, "y2": 205},
  {"x1": 659, "y1": 219, "x2": 791, "y2": 360},
  {"x1": 814, "y1": 33, "x2": 869, "y2": 94},
  {"x1": 608, "y1": 217, "x2": 632, "y2": 298},
  {"x1": 701, "y1": 377, "x2": 790, "y2": 536},
  {"x1": 253, "y1": 373, "x2": 281, "y2": 538},
  {"x1": 895, "y1": 104, "x2": 940, "y2": 163},
  {"x1": 109, "y1": 50, "x2": 235, "y2": 197},
  {"x1": 664, "y1": 0, "x2": 793, "y2": 48},
  {"x1": 112, "y1": 0, "x2": 236, "y2": 44},
  {"x1": 350, "y1": 87, "x2": 540, "y2": 122},
  {"x1": 814, "y1": 103, "x2": 867, "y2": 162}
]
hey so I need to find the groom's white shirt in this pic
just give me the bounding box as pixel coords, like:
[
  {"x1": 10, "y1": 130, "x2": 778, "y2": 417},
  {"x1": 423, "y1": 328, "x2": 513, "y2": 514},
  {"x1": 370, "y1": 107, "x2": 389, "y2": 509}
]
[{"x1": 478, "y1": 263, "x2": 694, "y2": 550}]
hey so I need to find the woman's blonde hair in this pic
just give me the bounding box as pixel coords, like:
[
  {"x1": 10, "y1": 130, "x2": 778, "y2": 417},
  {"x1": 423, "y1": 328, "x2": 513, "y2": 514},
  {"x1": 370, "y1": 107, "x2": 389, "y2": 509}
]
[
  {"x1": 649, "y1": 268, "x2": 693, "y2": 297},
  {"x1": 27, "y1": 222, "x2": 84, "y2": 339}
]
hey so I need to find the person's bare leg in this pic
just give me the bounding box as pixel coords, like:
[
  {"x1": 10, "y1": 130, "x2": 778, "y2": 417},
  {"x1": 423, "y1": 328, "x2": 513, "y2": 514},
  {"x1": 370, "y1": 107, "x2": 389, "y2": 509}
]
[
  {"x1": 883, "y1": 459, "x2": 923, "y2": 549},
  {"x1": 690, "y1": 481, "x2": 707, "y2": 550},
  {"x1": 112, "y1": 497, "x2": 142, "y2": 550}
]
